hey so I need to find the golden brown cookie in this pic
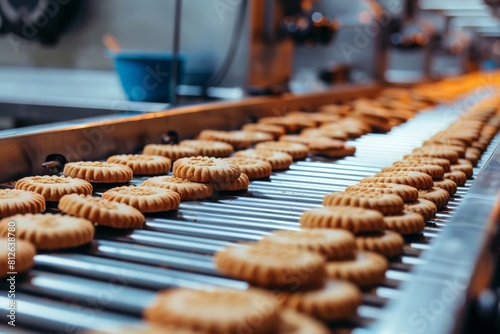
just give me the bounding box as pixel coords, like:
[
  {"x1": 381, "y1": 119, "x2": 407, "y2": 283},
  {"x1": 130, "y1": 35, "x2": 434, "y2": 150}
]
[
  {"x1": 15, "y1": 175, "x2": 93, "y2": 201},
  {"x1": 404, "y1": 199, "x2": 437, "y2": 221},
  {"x1": 254, "y1": 141, "x2": 309, "y2": 160},
  {"x1": 235, "y1": 149, "x2": 293, "y2": 170},
  {"x1": 198, "y1": 130, "x2": 273, "y2": 149},
  {"x1": 214, "y1": 243, "x2": 326, "y2": 289},
  {"x1": 258, "y1": 228, "x2": 356, "y2": 261},
  {"x1": 0, "y1": 189, "x2": 46, "y2": 218},
  {"x1": 106, "y1": 154, "x2": 171, "y2": 175},
  {"x1": 355, "y1": 230, "x2": 404, "y2": 258},
  {"x1": 394, "y1": 157, "x2": 451, "y2": 172},
  {"x1": 277, "y1": 309, "x2": 330, "y2": 334},
  {"x1": 299, "y1": 128, "x2": 349, "y2": 140},
  {"x1": 326, "y1": 251, "x2": 388, "y2": 287},
  {"x1": 258, "y1": 116, "x2": 315, "y2": 133},
  {"x1": 212, "y1": 173, "x2": 250, "y2": 192},
  {"x1": 279, "y1": 134, "x2": 330, "y2": 146},
  {"x1": 311, "y1": 146, "x2": 356, "y2": 159},
  {"x1": 241, "y1": 123, "x2": 286, "y2": 139},
  {"x1": 345, "y1": 183, "x2": 419, "y2": 202},
  {"x1": 360, "y1": 171, "x2": 434, "y2": 190},
  {"x1": 451, "y1": 160, "x2": 473, "y2": 178},
  {"x1": 223, "y1": 157, "x2": 272, "y2": 179},
  {"x1": 144, "y1": 288, "x2": 280, "y2": 334},
  {"x1": 142, "y1": 176, "x2": 214, "y2": 201},
  {"x1": 383, "y1": 211, "x2": 425, "y2": 235},
  {"x1": 323, "y1": 192, "x2": 404, "y2": 215},
  {"x1": 418, "y1": 187, "x2": 449, "y2": 210},
  {"x1": 433, "y1": 178, "x2": 457, "y2": 196},
  {"x1": 407, "y1": 147, "x2": 459, "y2": 164},
  {"x1": 179, "y1": 140, "x2": 234, "y2": 158},
  {"x1": 380, "y1": 165, "x2": 444, "y2": 180},
  {"x1": 173, "y1": 156, "x2": 241, "y2": 183},
  {"x1": 444, "y1": 171, "x2": 467, "y2": 187},
  {"x1": 63, "y1": 161, "x2": 133, "y2": 183},
  {"x1": 0, "y1": 213, "x2": 94, "y2": 250},
  {"x1": 102, "y1": 186, "x2": 180, "y2": 213},
  {"x1": 300, "y1": 206, "x2": 385, "y2": 233},
  {"x1": 0, "y1": 238, "x2": 36, "y2": 277},
  {"x1": 143, "y1": 144, "x2": 199, "y2": 161},
  {"x1": 58, "y1": 194, "x2": 144, "y2": 229},
  {"x1": 465, "y1": 147, "x2": 481, "y2": 166}
]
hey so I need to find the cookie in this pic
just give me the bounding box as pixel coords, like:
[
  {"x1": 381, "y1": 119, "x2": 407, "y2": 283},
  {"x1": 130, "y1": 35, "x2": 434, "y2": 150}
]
[
  {"x1": 198, "y1": 130, "x2": 273, "y2": 149},
  {"x1": 310, "y1": 145, "x2": 356, "y2": 159},
  {"x1": 143, "y1": 144, "x2": 199, "y2": 161},
  {"x1": 15, "y1": 175, "x2": 93, "y2": 201},
  {"x1": 407, "y1": 148, "x2": 459, "y2": 164},
  {"x1": 0, "y1": 238, "x2": 36, "y2": 277},
  {"x1": 404, "y1": 199, "x2": 437, "y2": 221},
  {"x1": 58, "y1": 194, "x2": 144, "y2": 229},
  {"x1": 421, "y1": 144, "x2": 465, "y2": 158},
  {"x1": 277, "y1": 309, "x2": 330, "y2": 334},
  {"x1": 465, "y1": 147, "x2": 481, "y2": 166},
  {"x1": 380, "y1": 165, "x2": 444, "y2": 180},
  {"x1": 214, "y1": 243, "x2": 326, "y2": 289},
  {"x1": 241, "y1": 123, "x2": 286, "y2": 139},
  {"x1": 355, "y1": 230, "x2": 404, "y2": 257},
  {"x1": 433, "y1": 179, "x2": 457, "y2": 196},
  {"x1": 451, "y1": 160, "x2": 473, "y2": 178},
  {"x1": 279, "y1": 134, "x2": 329, "y2": 147},
  {"x1": 300, "y1": 206, "x2": 385, "y2": 233},
  {"x1": 395, "y1": 157, "x2": 451, "y2": 172},
  {"x1": 223, "y1": 157, "x2": 272, "y2": 179},
  {"x1": 254, "y1": 141, "x2": 309, "y2": 160},
  {"x1": 173, "y1": 156, "x2": 241, "y2": 183},
  {"x1": 418, "y1": 187, "x2": 449, "y2": 210},
  {"x1": 179, "y1": 140, "x2": 234, "y2": 158},
  {"x1": 142, "y1": 176, "x2": 214, "y2": 201},
  {"x1": 345, "y1": 183, "x2": 419, "y2": 202},
  {"x1": 63, "y1": 161, "x2": 133, "y2": 183},
  {"x1": 444, "y1": 171, "x2": 467, "y2": 187},
  {"x1": 102, "y1": 186, "x2": 180, "y2": 212},
  {"x1": 0, "y1": 189, "x2": 46, "y2": 218},
  {"x1": 235, "y1": 149, "x2": 293, "y2": 170},
  {"x1": 106, "y1": 154, "x2": 171, "y2": 175},
  {"x1": 318, "y1": 104, "x2": 351, "y2": 116},
  {"x1": 258, "y1": 116, "x2": 315, "y2": 133},
  {"x1": 258, "y1": 228, "x2": 356, "y2": 261},
  {"x1": 360, "y1": 171, "x2": 434, "y2": 190},
  {"x1": 144, "y1": 288, "x2": 280, "y2": 334},
  {"x1": 0, "y1": 213, "x2": 94, "y2": 250},
  {"x1": 299, "y1": 128, "x2": 349, "y2": 140},
  {"x1": 326, "y1": 251, "x2": 388, "y2": 287},
  {"x1": 323, "y1": 192, "x2": 404, "y2": 215},
  {"x1": 212, "y1": 173, "x2": 250, "y2": 191},
  {"x1": 383, "y1": 211, "x2": 425, "y2": 235}
]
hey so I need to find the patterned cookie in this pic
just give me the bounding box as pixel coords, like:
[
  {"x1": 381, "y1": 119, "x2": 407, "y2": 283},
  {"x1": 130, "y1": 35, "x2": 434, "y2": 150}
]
[
  {"x1": 223, "y1": 157, "x2": 272, "y2": 179},
  {"x1": 311, "y1": 146, "x2": 356, "y2": 159},
  {"x1": 63, "y1": 161, "x2": 133, "y2": 183},
  {"x1": 106, "y1": 154, "x2": 172, "y2": 175},
  {"x1": 102, "y1": 186, "x2": 180, "y2": 213},
  {"x1": 235, "y1": 149, "x2": 293, "y2": 170},
  {"x1": 444, "y1": 171, "x2": 467, "y2": 186},
  {"x1": 0, "y1": 189, "x2": 46, "y2": 218},
  {"x1": 58, "y1": 194, "x2": 144, "y2": 229},
  {"x1": 179, "y1": 140, "x2": 234, "y2": 158},
  {"x1": 326, "y1": 251, "x2": 388, "y2": 287},
  {"x1": 198, "y1": 130, "x2": 273, "y2": 149},
  {"x1": 15, "y1": 175, "x2": 93, "y2": 201},
  {"x1": 395, "y1": 157, "x2": 451, "y2": 172},
  {"x1": 360, "y1": 171, "x2": 434, "y2": 190},
  {"x1": 277, "y1": 309, "x2": 330, "y2": 334},
  {"x1": 423, "y1": 138, "x2": 467, "y2": 148},
  {"x1": 433, "y1": 179, "x2": 457, "y2": 196},
  {"x1": 214, "y1": 243, "x2": 326, "y2": 289},
  {"x1": 254, "y1": 141, "x2": 309, "y2": 160},
  {"x1": 173, "y1": 156, "x2": 241, "y2": 183},
  {"x1": 418, "y1": 187, "x2": 449, "y2": 210},
  {"x1": 212, "y1": 173, "x2": 250, "y2": 191},
  {"x1": 383, "y1": 211, "x2": 425, "y2": 235},
  {"x1": 142, "y1": 176, "x2": 214, "y2": 201},
  {"x1": 0, "y1": 213, "x2": 94, "y2": 250},
  {"x1": 144, "y1": 288, "x2": 280, "y2": 334},
  {"x1": 258, "y1": 228, "x2": 356, "y2": 260},
  {"x1": 279, "y1": 134, "x2": 329, "y2": 146},
  {"x1": 323, "y1": 192, "x2": 404, "y2": 215},
  {"x1": 404, "y1": 199, "x2": 437, "y2": 221},
  {"x1": 0, "y1": 238, "x2": 36, "y2": 278},
  {"x1": 258, "y1": 116, "x2": 315, "y2": 133},
  {"x1": 380, "y1": 165, "x2": 444, "y2": 180},
  {"x1": 143, "y1": 144, "x2": 199, "y2": 161},
  {"x1": 465, "y1": 147, "x2": 481, "y2": 166},
  {"x1": 241, "y1": 123, "x2": 286, "y2": 139},
  {"x1": 407, "y1": 148, "x2": 459, "y2": 164},
  {"x1": 452, "y1": 159, "x2": 473, "y2": 178},
  {"x1": 300, "y1": 206, "x2": 385, "y2": 233},
  {"x1": 422, "y1": 143, "x2": 466, "y2": 158},
  {"x1": 300, "y1": 128, "x2": 349, "y2": 140},
  {"x1": 355, "y1": 230, "x2": 404, "y2": 258},
  {"x1": 345, "y1": 183, "x2": 419, "y2": 202}
]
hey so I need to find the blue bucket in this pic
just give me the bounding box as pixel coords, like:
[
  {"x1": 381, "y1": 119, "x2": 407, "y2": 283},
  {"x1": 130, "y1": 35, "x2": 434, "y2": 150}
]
[{"x1": 110, "y1": 52, "x2": 185, "y2": 103}]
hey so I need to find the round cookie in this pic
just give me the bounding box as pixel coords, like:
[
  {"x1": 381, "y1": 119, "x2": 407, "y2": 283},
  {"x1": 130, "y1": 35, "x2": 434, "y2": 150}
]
[
  {"x1": 0, "y1": 238, "x2": 36, "y2": 277},
  {"x1": 422, "y1": 144, "x2": 466, "y2": 158},
  {"x1": 0, "y1": 189, "x2": 46, "y2": 218},
  {"x1": 433, "y1": 179, "x2": 457, "y2": 196},
  {"x1": 345, "y1": 183, "x2": 419, "y2": 202},
  {"x1": 300, "y1": 206, "x2": 385, "y2": 233},
  {"x1": 58, "y1": 194, "x2": 144, "y2": 229},
  {"x1": 15, "y1": 175, "x2": 93, "y2": 201},
  {"x1": 63, "y1": 161, "x2": 133, "y2": 183},
  {"x1": 451, "y1": 160, "x2": 473, "y2": 178},
  {"x1": 310, "y1": 145, "x2": 356, "y2": 159},
  {"x1": 179, "y1": 140, "x2": 234, "y2": 157},
  {"x1": 0, "y1": 213, "x2": 94, "y2": 250},
  {"x1": 173, "y1": 156, "x2": 241, "y2": 183},
  {"x1": 466, "y1": 147, "x2": 481, "y2": 166},
  {"x1": 212, "y1": 173, "x2": 250, "y2": 192},
  {"x1": 241, "y1": 123, "x2": 286, "y2": 139},
  {"x1": 258, "y1": 116, "x2": 315, "y2": 133},
  {"x1": 326, "y1": 251, "x2": 388, "y2": 287},
  {"x1": 383, "y1": 211, "x2": 425, "y2": 235},
  {"x1": 279, "y1": 134, "x2": 325, "y2": 146},
  {"x1": 406, "y1": 148, "x2": 459, "y2": 164},
  {"x1": 198, "y1": 130, "x2": 273, "y2": 149},
  {"x1": 255, "y1": 141, "x2": 309, "y2": 160},
  {"x1": 444, "y1": 171, "x2": 467, "y2": 187},
  {"x1": 380, "y1": 165, "x2": 444, "y2": 180},
  {"x1": 355, "y1": 230, "x2": 404, "y2": 258},
  {"x1": 404, "y1": 199, "x2": 437, "y2": 221},
  {"x1": 106, "y1": 154, "x2": 171, "y2": 175},
  {"x1": 235, "y1": 149, "x2": 293, "y2": 170},
  {"x1": 302, "y1": 127, "x2": 349, "y2": 140},
  {"x1": 360, "y1": 171, "x2": 434, "y2": 190},
  {"x1": 394, "y1": 157, "x2": 451, "y2": 172},
  {"x1": 418, "y1": 187, "x2": 450, "y2": 210},
  {"x1": 258, "y1": 228, "x2": 356, "y2": 260},
  {"x1": 102, "y1": 186, "x2": 180, "y2": 213},
  {"x1": 143, "y1": 144, "x2": 199, "y2": 161},
  {"x1": 223, "y1": 157, "x2": 272, "y2": 179},
  {"x1": 323, "y1": 192, "x2": 404, "y2": 215},
  {"x1": 142, "y1": 176, "x2": 214, "y2": 201},
  {"x1": 214, "y1": 243, "x2": 326, "y2": 289}
]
